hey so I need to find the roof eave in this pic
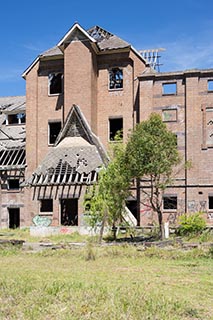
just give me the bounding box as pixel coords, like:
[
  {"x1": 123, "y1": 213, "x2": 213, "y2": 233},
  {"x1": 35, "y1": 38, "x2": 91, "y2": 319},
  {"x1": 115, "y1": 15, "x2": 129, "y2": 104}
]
[{"x1": 130, "y1": 46, "x2": 148, "y2": 65}]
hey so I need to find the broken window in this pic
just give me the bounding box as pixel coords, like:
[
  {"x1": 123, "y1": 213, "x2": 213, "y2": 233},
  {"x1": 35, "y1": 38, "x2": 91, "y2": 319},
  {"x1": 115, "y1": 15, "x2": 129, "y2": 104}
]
[
  {"x1": 40, "y1": 199, "x2": 53, "y2": 212},
  {"x1": 162, "y1": 83, "x2": 177, "y2": 95},
  {"x1": 109, "y1": 117, "x2": 123, "y2": 141},
  {"x1": 7, "y1": 113, "x2": 26, "y2": 125},
  {"x1": 163, "y1": 195, "x2": 177, "y2": 210},
  {"x1": 8, "y1": 179, "x2": 20, "y2": 190},
  {"x1": 208, "y1": 80, "x2": 213, "y2": 92},
  {"x1": 162, "y1": 109, "x2": 177, "y2": 122},
  {"x1": 48, "y1": 73, "x2": 63, "y2": 95},
  {"x1": 208, "y1": 196, "x2": 213, "y2": 209},
  {"x1": 48, "y1": 121, "x2": 62, "y2": 145},
  {"x1": 109, "y1": 68, "x2": 123, "y2": 90}
]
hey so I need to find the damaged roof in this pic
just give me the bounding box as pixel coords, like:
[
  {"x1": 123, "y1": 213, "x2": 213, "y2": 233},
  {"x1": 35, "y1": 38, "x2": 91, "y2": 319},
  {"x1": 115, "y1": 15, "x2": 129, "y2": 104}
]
[
  {"x1": 0, "y1": 96, "x2": 26, "y2": 169},
  {"x1": 0, "y1": 96, "x2": 26, "y2": 114},
  {"x1": 25, "y1": 136, "x2": 103, "y2": 186},
  {"x1": 87, "y1": 25, "x2": 130, "y2": 51},
  {"x1": 23, "y1": 23, "x2": 146, "y2": 77},
  {"x1": 24, "y1": 104, "x2": 108, "y2": 187},
  {"x1": 0, "y1": 125, "x2": 25, "y2": 149}
]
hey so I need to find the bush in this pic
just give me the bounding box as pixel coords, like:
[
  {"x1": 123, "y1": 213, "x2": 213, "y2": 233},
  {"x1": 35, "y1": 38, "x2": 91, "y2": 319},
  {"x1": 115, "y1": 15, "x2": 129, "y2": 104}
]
[{"x1": 178, "y1": 212, "x2": 206, "y2": 236}]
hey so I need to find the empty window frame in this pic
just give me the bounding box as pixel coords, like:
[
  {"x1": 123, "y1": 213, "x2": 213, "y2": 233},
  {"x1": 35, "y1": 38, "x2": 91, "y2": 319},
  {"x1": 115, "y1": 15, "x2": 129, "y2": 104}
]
[
  {"x1": 163, "y1": 195, "x2": 177, "y2": 210},
  {"x1": 162, "y1": 109, "x2": 177, "y2": 122},
  {"x1": 48, "y1": 121, "x2": 62, "y2": 145},
  {"x1": 7, "y1": 179, "x2": 19, "y2": 190},
  {"x1": 6, "y1": 113, "x2": 26, "y2": 125},
  {"x1": 109, "y1": 117, "x2": 123, "y2": 141},
  {"x1": 162, "y1": 83, "x2": 177, "y2": 95},
  {"x1": 208, "y1": 195, "x2": 213, "y2": 210},
  {"x1": 48, "y1": 73, "x2": 63, "y2": 95},
  {"x1": 208, "y1": 80, "x2": 213, "y2": 92},
  {"x1": 40, "y1": 199, "x2": 53, "y2": 212},
  {"x1": 109, "y1": 68, "x2": 123, "y2": 90}
]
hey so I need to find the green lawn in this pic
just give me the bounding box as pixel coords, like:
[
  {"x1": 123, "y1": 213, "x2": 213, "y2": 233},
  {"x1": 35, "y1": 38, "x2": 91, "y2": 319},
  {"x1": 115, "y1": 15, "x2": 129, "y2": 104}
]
[{"x1": 0, "y1": 244, "x2": 212, "y2": 320}]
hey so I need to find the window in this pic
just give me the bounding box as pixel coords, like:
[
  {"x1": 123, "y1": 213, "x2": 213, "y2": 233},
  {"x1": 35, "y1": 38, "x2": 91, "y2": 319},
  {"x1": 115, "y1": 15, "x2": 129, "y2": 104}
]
[
  {"x1": 162, "y1": 83, "x2": 177, "y2": 95},
  {"x1": 208, "y1": 196, "x2": 213, "y2": 209},
  {"x1": 208, "y1": 80, "x2": 213, "y2": 92},
  {"x1": 48, "y1": 73, "x2": 63, "y2": 95},
  {"x1": 163, "y1": 195, "x2": 177, "y2": 210},
  {"x1": 48, "y1": 121, "x2": 61, "y2": 145},
  {"x1": 7, "y1": 113, "x2": 26, "y2": 125},
  {"x1": 109, "y1": 117, "x2": 123, "y2": 141},
  {"x1": 8, "y1": 179, "x2": 19, "y2": 190},
  {"x1": 109, "y1": 68, "x2": 123, "y2": 90},
  {"x1": 162, "y1": 109, "x2": 177, "y2": 122},
  {"x1": 40, "y1": 199, "x2": 53, "y2": 212}
]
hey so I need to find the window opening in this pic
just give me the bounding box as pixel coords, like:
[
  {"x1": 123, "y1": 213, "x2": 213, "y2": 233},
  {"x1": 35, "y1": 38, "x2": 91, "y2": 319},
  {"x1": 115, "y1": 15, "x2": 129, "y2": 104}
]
[
  {"x1": 162, "y1": 83, "x2": 177, "y2": 95},
  {"x1": 48, "y1": 121, "x2": 61, "y2": 145},
  {"x1": 8, "y1": 179, "x2": 20, "y2": 190},
  {"x1": 40, "y1": 199, "x2": 53, "y2": 212},
  {"x1": 61, "y1": 199, "x2": 78, "y2": 226},
  {"x1": 7, "y1": 113, "x2": 26, "y2": 125},
  {"x1": 109, "y1": 118, "x2": 123, "y2": 141},
  {"x1": 208, "y1": 80, "x2": 213, "y2": 92},
  {"x1": 208, "y1": 196, "x2": 213, "y2": 209},
  {"x1": 163, "y1": 196, "x2": 177, "y2": 210},
  {"x1": 109, "y1": 68, "x2": 123, "y2": 90},
  {"x1": 48, "y1": 73, "x2": 63, "y2": 95}
]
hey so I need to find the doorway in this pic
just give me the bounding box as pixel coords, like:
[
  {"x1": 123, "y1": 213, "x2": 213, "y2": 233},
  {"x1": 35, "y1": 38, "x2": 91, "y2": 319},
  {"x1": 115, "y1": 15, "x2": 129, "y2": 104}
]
[
  {"x1": 8, "y1": 208, "x2": 20, "y2": 229},
  {"x1": 61, "y1": 199, "x2": 78, "y2": 226}
]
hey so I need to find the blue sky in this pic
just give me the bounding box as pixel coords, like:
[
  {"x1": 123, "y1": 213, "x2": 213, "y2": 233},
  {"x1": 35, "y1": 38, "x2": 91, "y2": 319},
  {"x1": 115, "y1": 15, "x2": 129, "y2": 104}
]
[{"x1": 1, "y1": 0, "x2": 213, "y2": 96}]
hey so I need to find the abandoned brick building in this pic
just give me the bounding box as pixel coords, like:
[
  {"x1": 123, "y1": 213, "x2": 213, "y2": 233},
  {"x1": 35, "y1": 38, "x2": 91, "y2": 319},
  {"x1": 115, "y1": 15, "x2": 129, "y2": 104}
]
[{"x1": 0, "y1": 22, "x2": 213, "y2": 230}]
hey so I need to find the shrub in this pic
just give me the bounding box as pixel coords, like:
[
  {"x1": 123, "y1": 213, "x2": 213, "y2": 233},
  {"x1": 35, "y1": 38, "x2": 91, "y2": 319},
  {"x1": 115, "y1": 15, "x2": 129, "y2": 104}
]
[{"x1": 178, "y1": 212, "x2": 206, "y2": 236}]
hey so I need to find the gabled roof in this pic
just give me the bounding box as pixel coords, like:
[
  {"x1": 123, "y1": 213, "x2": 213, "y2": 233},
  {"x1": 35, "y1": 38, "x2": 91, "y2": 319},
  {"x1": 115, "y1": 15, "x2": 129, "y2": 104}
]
[
  {"x1": 22, "y1": 23, "x2": 146, "y2": 78},
  {"x1": 24, "y1": 104, "x2": 108, "y2": 188},
  {"x1": 58, "y1": 22, "x2": 96, "y2": 47}
]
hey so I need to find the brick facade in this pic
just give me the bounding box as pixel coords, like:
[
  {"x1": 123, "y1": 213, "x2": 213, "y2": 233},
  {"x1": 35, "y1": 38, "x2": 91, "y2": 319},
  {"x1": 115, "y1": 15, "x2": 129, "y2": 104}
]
[{"x1": 1, "y1": 23, "x2": 213, "y2": 229}]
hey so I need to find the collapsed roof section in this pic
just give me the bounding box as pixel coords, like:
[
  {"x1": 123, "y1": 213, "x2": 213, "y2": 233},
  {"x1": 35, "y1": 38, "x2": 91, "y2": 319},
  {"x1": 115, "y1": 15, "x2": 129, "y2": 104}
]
[
  {"x1": 24, "y1": 105, "x2": 108, "y2": 188},
  {"x1": 22, "y1": 23, "x2": 147, "y2": 78},
  {"x1": 0, "y1": 96, "x2": 26, "y2": 170}
]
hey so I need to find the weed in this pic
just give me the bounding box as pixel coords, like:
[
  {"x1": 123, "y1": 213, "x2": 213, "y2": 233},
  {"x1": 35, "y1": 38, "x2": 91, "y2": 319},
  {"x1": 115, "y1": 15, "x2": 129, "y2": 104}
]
[{"x1": 84, "y1": 241, "x2": 96, "y2": 261}]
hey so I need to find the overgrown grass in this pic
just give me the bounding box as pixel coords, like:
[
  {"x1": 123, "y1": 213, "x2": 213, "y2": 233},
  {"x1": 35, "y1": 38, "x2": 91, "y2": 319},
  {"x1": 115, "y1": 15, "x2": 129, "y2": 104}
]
[
  {"x1": 0, "y1": 228, "x2": 92, "y2": 243},
  {"x1": 0, "y1": 244, "x2": 212, "y2": 319}
]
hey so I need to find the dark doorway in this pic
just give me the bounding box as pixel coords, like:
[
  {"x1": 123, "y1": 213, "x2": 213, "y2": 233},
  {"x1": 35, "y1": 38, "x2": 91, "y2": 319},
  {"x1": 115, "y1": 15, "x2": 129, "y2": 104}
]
[
  {"x1": 126, "y1": 200, "x2": 138, "y2": 223},
  {"x1": 61, "y1": 199, "x2": 78, "y2": 226},
  {"x1": 8, "y1": 208, "x2": 20, "y2": 229}
]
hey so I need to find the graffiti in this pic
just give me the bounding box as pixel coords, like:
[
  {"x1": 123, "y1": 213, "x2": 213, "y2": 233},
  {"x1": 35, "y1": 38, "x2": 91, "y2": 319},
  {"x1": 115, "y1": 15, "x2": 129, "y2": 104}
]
[
  {"x1": 60, "y1": 227, "x2": 74, "y2": 234},
  {"x1": 32, "y1": 215, "x2": 52, "y2": 227},
  {"x1": 167, "y1": 212, "x2": 180, "y2": 224},
  {"x1": 187, "y1": 200, "x2": 198, "y2": 213},
  {"x1": 177, "y1": 199, "x2": 185, "y2": 214},
  {"x1": 207, "y1": 213, "x2": 213, "y2": 220},
  {"x1": 199, "y1": 201, "x2": 207, "y2": 212},
  {"x1": 140, "y1": 202, "x2": 153, "y2": 220}
]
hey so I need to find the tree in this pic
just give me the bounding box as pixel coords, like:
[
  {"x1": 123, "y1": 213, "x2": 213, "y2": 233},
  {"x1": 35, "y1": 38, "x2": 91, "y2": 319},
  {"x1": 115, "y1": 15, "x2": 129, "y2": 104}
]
[
  {"x1": 84, "y1": 139, "x2": 131, "y2": 243},
  {"x1": 125, "y1": 113, "x2": 181, "y2": 239}
]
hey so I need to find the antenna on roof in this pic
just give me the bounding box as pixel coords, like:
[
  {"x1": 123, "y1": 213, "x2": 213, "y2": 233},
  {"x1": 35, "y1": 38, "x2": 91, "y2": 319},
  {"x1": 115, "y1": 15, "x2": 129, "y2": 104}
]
[{"x1": 139, "y1": 48, "x2": 165, "y2": 72}]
